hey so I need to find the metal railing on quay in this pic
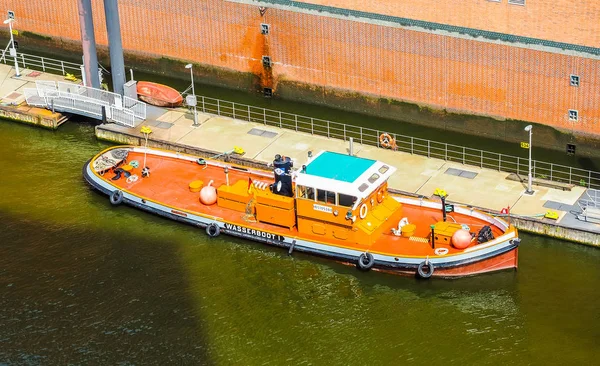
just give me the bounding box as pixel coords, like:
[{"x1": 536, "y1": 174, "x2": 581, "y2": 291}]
[
  {"x1": 194, "y1": 95, "x2": 600, "y2": 190},
  {"x1": 1, "y1": 51, "x2": 110, "y2": 77}
]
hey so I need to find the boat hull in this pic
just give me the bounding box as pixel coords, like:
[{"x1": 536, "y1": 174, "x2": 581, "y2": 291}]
[
  {"x1": 137, "y1": 81, "x2": 183, "y2": 107},
  {"x1": 83, "y1": 148, "x2": 520, "y2": 279}
]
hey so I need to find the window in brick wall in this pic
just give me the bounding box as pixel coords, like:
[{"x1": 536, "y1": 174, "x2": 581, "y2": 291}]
[
  {"x1": 570, "y1": 75, "x2": 580, "y2": 87},
  {"x1": 568, "y1": 110, "x2": 578, "y2": 122},
  {"x1": 508, "y1": 0, "x2": 525, "y2": 5},
  {"x1": 261, "y1": 23, "x2": 270, "y2": 35}
]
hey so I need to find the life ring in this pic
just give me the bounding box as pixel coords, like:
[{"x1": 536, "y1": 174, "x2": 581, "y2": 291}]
[
  {"x1": 109, "y1": 190, "x2": 124, "y2": 205},
  {"x1": 356, "y1": 252, "x2": 375, "y2": 271},
  {"x1": 359, "y1": 203, "x2": 368, "y2": 219},
  {"x1": 434, "y1": 248, "x2": 449, "y2": 256},
  {"x1": 417, "y1": 261, "x2": 434, "y2": 279},
  {"x1": 379, "y1": 133, "x2": 395, "y2": 149},
  {"x1": 376, "y1": 189, "x2": 384, "y2": 203},
  {"x1": 206, "y1": 223, "x2": 220, "y2": 237}
]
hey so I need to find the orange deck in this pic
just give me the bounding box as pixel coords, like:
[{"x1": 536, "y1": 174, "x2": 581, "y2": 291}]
[{"x1": 101, "y1": 151, "x2": 508, "y2": 259}]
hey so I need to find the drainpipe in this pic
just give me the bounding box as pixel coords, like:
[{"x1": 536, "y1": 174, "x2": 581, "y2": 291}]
[
  {"x1": 103, "y1": 0, "x2": 126, "y2": 95},
  {"x1": 77, "y1": 0, "x2": 100, "y2": 88}
]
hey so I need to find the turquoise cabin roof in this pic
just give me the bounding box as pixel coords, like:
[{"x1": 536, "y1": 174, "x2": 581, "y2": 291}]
[{"x1": 305, "y1": 151, "x2": 376, "y2": 183}]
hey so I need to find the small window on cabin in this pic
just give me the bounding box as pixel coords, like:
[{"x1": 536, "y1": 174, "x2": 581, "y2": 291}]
[
  {"x1": 306, "y1": 187, "x2": 315, "y2": 200},
  {"x1": 368, "y1": 173, "x2": 380, "y2": 183},
  {"x1": 297, "y1": 185, "x2": 306, "y2": 198},
  {"x1": 358, "y1": 183, "x2": 369, "y2": 192},
  {"x1": 378, "y1": 165, "x2": 389, "y2": 174},
  {"x1": 317, "y1": 190, "x2": 336, "y2": 204},
  {"x1": 338, "y1": 194, "x2": 356, "y2": 207}
]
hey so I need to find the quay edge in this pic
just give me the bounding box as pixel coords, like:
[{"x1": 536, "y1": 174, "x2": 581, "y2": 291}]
[
  {"x1": 94, "y1": 124, "x2": 600, "y2": 249},
  {"x1": 0, "y1": 105, "x2": 68, "y2": 130}
]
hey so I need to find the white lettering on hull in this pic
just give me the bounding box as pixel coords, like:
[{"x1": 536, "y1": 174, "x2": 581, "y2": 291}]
[
  {"x1": 313, "y1": 204, "x2": 332, "y2": 213},
  {"x1": 224, "y1": 223, "x2": 285, "y2": 242}
]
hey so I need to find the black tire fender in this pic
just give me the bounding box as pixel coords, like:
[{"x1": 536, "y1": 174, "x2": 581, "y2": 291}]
[
  {"x1": 417, "y1": 261, "x2": 434, "y2": 279},
  {"x1": 206, "y1": 223, "x2": 220, "y2": 237},
  {"x1": 356, "y1": 252, "x2": 375, "y2": 271},
  {"x1": 109, "y1": 190, "x2": 124, "y2": 205}
]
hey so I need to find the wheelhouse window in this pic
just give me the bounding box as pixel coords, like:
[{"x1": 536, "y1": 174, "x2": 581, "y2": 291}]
[
  {"x1": 368, "y1": 173, "x2": 380, "y2": 183},
  {"x1": 297, "y1": 185, "x2": 315, "y2": 200},
  {"x1": 338, "y1": 193, "x2": 356, "y2": 207},
  {"x1": 297, "y1": 185, "x2": 306, "y2": 198},
  {"x1": 317, "y1": 189, "x2": 336, "y2": 204}
]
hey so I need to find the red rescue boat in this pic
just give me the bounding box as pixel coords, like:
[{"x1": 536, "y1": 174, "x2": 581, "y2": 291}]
[{"x1": 136, "y1": 81, "x2": 183, "y2": 107}]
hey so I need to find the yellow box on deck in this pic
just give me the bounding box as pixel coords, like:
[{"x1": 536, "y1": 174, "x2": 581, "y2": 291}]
[
  {"x1": 189, "y1": 180, "x2": 204, "y2": 193},
  {"x1": 253, "y1": 189, "x2": 295, "y2": 228},
  {"x1": 218, "y1": 180, "x2": 250, "y2": 200},
  {"x1": 255, "y1": 189, "x2": 295, "y2": 210},
  {"x1": 433, "y1": 221, "x2": 462, "y2": 245},
  {"x1": 256, "y1": 203, "x2": 296, "y2": 229},
  {"x1": 217, "y1": 180, "x2": 251, "y2": 213},
  {"x1": 401, "y1": 224, "x2": 416, "y2": 237}
]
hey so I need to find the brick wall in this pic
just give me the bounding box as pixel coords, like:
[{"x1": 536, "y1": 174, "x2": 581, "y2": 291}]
[
  {"x1": 295, "y1": 0, "x2": 600, "y2": 48},
  {"x1": 2, "y1": 0, "x2": 599, "y2": 135}
]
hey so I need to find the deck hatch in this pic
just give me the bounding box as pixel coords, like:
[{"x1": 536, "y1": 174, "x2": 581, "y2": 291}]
[
  {"x1": 444, "y1": 167, "x2": 478, "y2": 179},
  {"x1": 247, "y1": 128, "x2": 278, "y2": 138}
]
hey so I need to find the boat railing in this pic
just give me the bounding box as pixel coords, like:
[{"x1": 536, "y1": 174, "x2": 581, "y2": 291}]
[{"x1": 195, "y1": 95, "x2": 600, "y2": 190}]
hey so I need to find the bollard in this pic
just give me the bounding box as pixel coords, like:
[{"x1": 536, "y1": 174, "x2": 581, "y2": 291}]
[{"x1": 349, "y1": 137, "x2": 354, "y2": 156}]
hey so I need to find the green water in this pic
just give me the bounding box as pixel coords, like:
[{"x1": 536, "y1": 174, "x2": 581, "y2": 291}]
[{"x1": 0, "y1": 120, "x2": 599, "y2": 365}]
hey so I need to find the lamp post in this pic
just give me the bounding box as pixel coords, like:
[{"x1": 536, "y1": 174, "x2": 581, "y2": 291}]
[
  {"x1": 524, "y1": 125, "x2": 533, "y2": 194},
  {"x1": 3, "y1": 17, "x2": 20, "y2": 77},
  {"x1": 185, "y1": 63, "x2": 199, "y2": 127}
]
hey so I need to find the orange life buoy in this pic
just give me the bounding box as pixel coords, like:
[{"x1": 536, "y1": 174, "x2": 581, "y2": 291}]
[
  {"x1": 376, "y1": 189, "x2": 384, "y2": 203},
  {"x1": 379, "y1": 133, "x2": 395, "y2": 149}
]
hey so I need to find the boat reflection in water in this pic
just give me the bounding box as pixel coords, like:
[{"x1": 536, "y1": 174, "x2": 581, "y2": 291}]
[{"x1": 84, "y1": 146, "x2": 520, "y2": 279}]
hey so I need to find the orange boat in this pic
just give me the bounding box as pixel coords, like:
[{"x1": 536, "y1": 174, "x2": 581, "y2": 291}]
[
  {"x1": 136, "y1": 81, "x2": 183, "y2": 107},
  {"x1": 84, "y1": 146, "x2": 520, "y2": 279}
]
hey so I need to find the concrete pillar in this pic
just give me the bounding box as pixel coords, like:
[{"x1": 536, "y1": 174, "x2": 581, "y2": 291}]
[
  {"x1": 77, "y1": 0, "x2": 100, "y2": 88},
  {"x1": 103, "y1": 0, "x2": 126, "y2": 95}
]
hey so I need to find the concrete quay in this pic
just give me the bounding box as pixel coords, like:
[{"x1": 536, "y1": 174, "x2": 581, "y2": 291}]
[
  {"x1": 1, "y1": 62, "x2": 599, "y2": 246},
  {"x1": 0, "y1": 64, "x2": 69, "y2": 129}
]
